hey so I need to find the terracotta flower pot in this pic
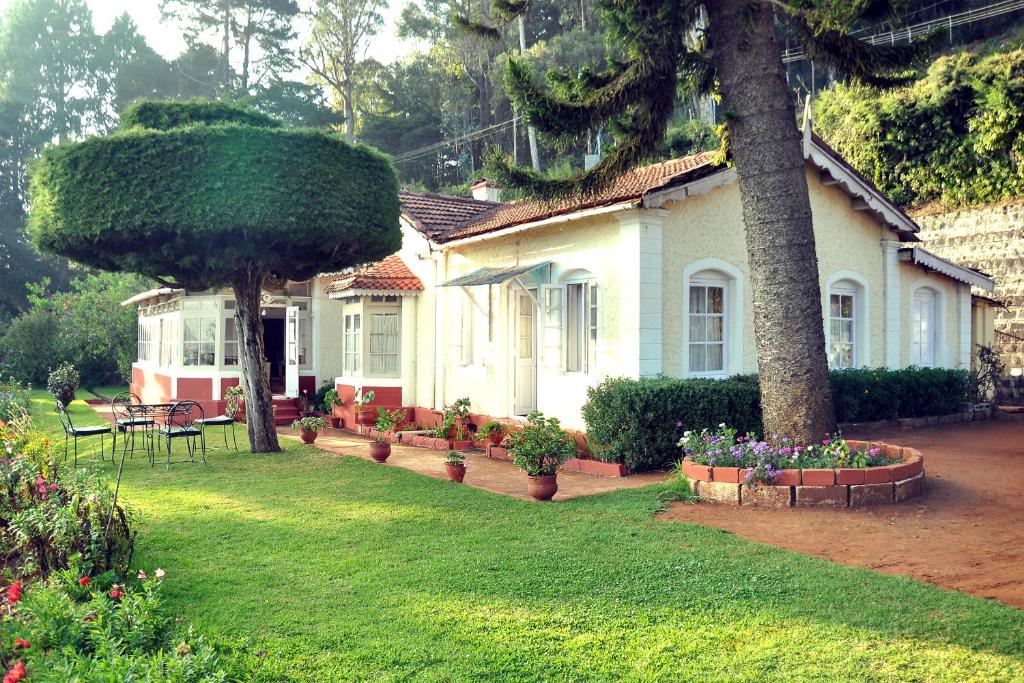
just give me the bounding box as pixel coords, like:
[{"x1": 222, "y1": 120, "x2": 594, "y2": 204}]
[
  {"x1": 369, "y1": 442, "x2": 391, "y2": 463},
  {"x1": 487, "y1": 433, "x2": 505, "y2": 447},
  {"x1": 328, "y1": 416, "x2": 341, "y2": 429},
  {"x1": 527, "y1": 474, "x2": 558, "y2": 501},
  {"x1": 445, "y1": 463, "x2": 466, "y2": 482},
  {"x1": 356, "y1": 410, "x2": 376, "y2": 426},
  {"x1": 299, "y1": 427, "x2": 318, "y2": 444}
]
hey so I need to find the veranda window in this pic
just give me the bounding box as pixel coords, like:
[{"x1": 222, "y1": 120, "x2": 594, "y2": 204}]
[
  {"x1": 911, "y1": 289, "x2": 936, "y2": 367},
  {"x1": 828, "y1": 289, "x2": 856, "y2": 369},
  {"x1": 223, "y1": 317, "x2": 238, "y2": 366},
  {"x1": 343, "y1": 313, "x2": 361, "y2": 374},
  {"x1": 137, "y1": 322, "x2": 152, "y2": 362},
  {"x1": 368, "y1": 312, "x2": 399, "y2": 375},
  {"x1": 183, "y1": 317, "x2": 216, "y2": 366},
  {"x1": 159, "y1": 318, "x2": 178, "y2": 367},
  {"x1": 565, "y1": 281, "x2": 598, "y2": 373},
  {"x1": 689, "y1": 280, "x2": 726, "y2": 375}
]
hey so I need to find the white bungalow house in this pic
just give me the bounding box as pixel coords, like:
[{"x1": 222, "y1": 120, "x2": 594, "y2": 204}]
[{"x1": 125, "y1": 124, "x2": 997, "y2": 430}]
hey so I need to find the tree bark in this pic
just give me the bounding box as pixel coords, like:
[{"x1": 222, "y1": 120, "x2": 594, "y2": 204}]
[
  {"x1": 706, "y1": 0, "x2": 836, "y2": 442},
  {"x1": 232, "y1": 266, "x2": 281, "y2": 452},
  {"x1": 343, "y1": 61, "x2": 355, "y2": 143}
]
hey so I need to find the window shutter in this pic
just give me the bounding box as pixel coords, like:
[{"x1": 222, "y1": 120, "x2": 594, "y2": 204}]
[
  {"x1": 540, "y1": 284, "x2": 564, "y2": 369},
  {"x1": 587, "y1": 281, "x2": 599, "y2": 372}
]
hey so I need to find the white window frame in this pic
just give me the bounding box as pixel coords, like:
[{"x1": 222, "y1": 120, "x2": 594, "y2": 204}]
[
  {"x1": 343, "y1": 312, "x2": 362, "y2": 375},
  {"x1": 450, "y1": 291, "x2": 473, "y2": 367},
  {"x1": 687, "y1": 277, "x2": 728, "y2": 377},
  {"x1": 828, "y1": 287, "x2": 857, "y2": 369},
  {"x1": 182, "y1": 315, "x2": 217, "y2": 367},
  {"x1": 366, "y1": 306, "x2": 400, "y2": 377},
  {"x1": 911, "y1": 287, "x2": 937, "y2": 367},
  {"x1": 563, "y1": 277, "x2": 598, "y2": 374}
]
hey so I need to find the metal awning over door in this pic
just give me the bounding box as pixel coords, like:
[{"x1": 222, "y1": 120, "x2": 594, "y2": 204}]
[{"x1": 438, "y1": 261, "x2": 551, "y2": 288}]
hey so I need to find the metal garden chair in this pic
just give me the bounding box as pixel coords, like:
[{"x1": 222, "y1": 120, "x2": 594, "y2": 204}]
[
  {"x1": 56, "y1": 400, "x2": 112, "y2": 466},
  {"x1": 155, "y1": 400, "x2": 207, "y2": 468},
  {"x1": 195, "y1": 412, "x2": 239, "y2": 452},
  {"x1": 111, "y1": 392, "x2": 154, "y2": 458}
]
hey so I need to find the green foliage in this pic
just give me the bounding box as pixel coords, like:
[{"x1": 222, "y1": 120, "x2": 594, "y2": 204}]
[
  {"x1": 120, "y1": 98, "x2": 283, "y2": 130},
  {"x1": 373, "y1": 408, "x2": 407, "y2": 433},
  {"x1": 28, "y1": 100, "x2": 401, "y2": 290},
  {"x1": 0, "y1": 425, "x2": 135, "y2": 579},
  {"x1": 477, "y1": 420, "x2": 508, "y2": 438},
  {"x1": 0, "y1": 378, "x2": 30, "y2": 423},
  {"x1": 433, "y1": 397, "x2": 470, "y2": 439},
  {"x1": 314, "y1": 381, "x2": 341, "y2": 414},
  {"x1": 968, "y1": 344, "x2": 1005, "y2": 402},
  {"x1": 223, "y1": 385, "x2": 244, "y2": 419},
  {"x1": 816, "y1": 47, "x2": 1024, "y2": 208},
  {"x1": 585, "y1": 368, "x2": 971, "y2": 470},
  {"x1": 292, "y1": 416, "x2": 327, "y2": 432},
  {"x1": 830, "y1": 367, "x2": 970, "y2": 422},
  {"x1": 45, "y1": 362, "x2": 79, "y2": 408},
  {"x1": 507, "y1": 410, "x2": 577, "y2": 476},
  {"x1": 0, "y1": 309, "x2": 58, "y2": 386},
  {"x1": 582, "y1": 376, "x2": 763, "y2": 472},
  {"x1": 662, "y1": 119, "x2": 719, "y2": 159},
  {"x1": 444, "y1": 450, "x2": 465, "y2": 466},
  {"x1": 2, "y1": 568, "x2": 243, "y2": 681}
]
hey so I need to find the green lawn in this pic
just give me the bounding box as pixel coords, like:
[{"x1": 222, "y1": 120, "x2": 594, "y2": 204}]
[{"x1": 29, "y1": 392, "x2": 1024, "y2": 682}]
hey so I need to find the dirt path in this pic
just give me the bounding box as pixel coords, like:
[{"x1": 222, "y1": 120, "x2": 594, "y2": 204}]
[{"x1": 660, "y1": 412, "x2": 1024, "y2": 608}]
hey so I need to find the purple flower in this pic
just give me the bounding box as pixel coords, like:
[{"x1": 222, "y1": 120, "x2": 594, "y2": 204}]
[{"x1": 676, "y1": 421, "x2": 683, "y2": 428}]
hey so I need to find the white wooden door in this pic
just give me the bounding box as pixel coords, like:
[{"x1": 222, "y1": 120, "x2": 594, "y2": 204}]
[
  {"x1": 514, "y1": 290, "x2": 537, "y2": 415},
  {"x1": 285, "y1": 305, "x2": 300, "y2": 398}
]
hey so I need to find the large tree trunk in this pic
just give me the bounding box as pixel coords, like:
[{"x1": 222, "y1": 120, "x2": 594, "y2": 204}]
[
  {"x1": 232, "y1": 266, "x2": 281, "y2": 452},
  {"x1": 706, "y1": 0, "x2": 836, "y2": 443}
]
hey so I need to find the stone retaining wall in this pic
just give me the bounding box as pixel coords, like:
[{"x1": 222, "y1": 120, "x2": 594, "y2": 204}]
[{"x1": 681, "y1": 441, "x2": 925, "y2": 508}]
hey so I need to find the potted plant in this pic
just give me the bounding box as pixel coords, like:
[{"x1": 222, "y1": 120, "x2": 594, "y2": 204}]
[
  {"x1": 292, "y1": 416, "x2": 328, "y2": 444},
  {"x1": 47, "y1": 362, "x2": 79, "y2": 407},
  {"x1": 506, "y1": 411, "x2": 577, "y2": 501},
  {"x1": 434, "y1": 397, "x2": 471, "y2": 439},
  {"x1": 322, "y1": 388, "x2": 342, "y2": 427},
  {"x1": 445, "y1": 450, "x2": 467, "y2": 482},
  {"x1": 374, "y1": 407, "x2": 406, "y2": 437},
  {"x1": 478, "y1": 420, "x2": 508, "y2": 447},
  {"x1": 354, "y1": 389, "x2": 376, "y2": 426},
  {"x1": 369, "y1": 434, "x2": 391, "y2": 463},
  {"x1": 224, "y1": 385, "x2": 244, "y2": 420}
]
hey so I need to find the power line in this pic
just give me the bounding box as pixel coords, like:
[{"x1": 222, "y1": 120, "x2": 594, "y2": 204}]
[
  {"x1": 782, "y1": 0, "x2": 1024, "y2": 64},
  {"x1": 392, "y1": 117, "x2": 521, "y2": 164}
]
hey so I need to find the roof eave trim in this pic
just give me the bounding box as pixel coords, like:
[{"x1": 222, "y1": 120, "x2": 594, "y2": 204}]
[
  {"x1": 899, "y1": 246, "x2": 996, "y2": 292},
  {"x1": 120, "y1": 287, "x2": 185, "y2": 307},
  {"x1": 439, "y1": 200, "x2": 642, "y2": 249},
  {"x1": 327, "y1": 288, "x2": 422, "y2": 299},
  {"x1": 642, "y1": 167, "x2": 737, "y2": 208}
]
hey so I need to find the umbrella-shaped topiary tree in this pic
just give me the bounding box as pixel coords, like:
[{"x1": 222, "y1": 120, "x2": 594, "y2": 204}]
[{"x1": 28, "y1": 99, "x2": 401, "y2": 452}]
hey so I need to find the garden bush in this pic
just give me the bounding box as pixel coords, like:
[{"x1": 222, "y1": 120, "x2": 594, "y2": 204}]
[
  {"x1": 0, "y1": 380, "x2": 29, "y2": 424},
  {"x1": 45, "y1": 362, "x2": 79, "y2": 407},
  {"x1": 0, "y1": 564, "x2": 244, "y2": 681},
  {"x1": 582, "y1": 376, "x2": 762, "y2": 472},
  {"x1": 584, "y1": 368, "x2": 970, "y2": 471},
  {"x1": 0, "y1": 422, "x2": 135, "y2": 579}
]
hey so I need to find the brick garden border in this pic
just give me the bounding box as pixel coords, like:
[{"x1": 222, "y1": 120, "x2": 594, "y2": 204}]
[{"x1": 680, "y1": 440, "x2": 925, "y2": 508}]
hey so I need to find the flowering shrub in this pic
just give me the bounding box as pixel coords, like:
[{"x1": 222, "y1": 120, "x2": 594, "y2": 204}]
[
  {"x1": 679, "y1": 424, "x2": 898, "y2": 485},
  {"x1": 0, "y1": 381, "x2": 29, "y2": 425},
  {"x1": 0, "y1": 424, "x2": 135, "y2": 579},
  {"x1": 45, "y1": 362, "x2": 79, "y2": 408},
  {"x1": 291, "y1": 416, "x2": 327, "y2": 432},
  {"x1": 0, "y1": 564, "x2": 243, "y2": 681}
]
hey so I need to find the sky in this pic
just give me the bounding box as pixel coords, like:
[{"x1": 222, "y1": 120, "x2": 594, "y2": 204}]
[{"x1": 0, "y1": 0, "x2": 417, "y2": 68}]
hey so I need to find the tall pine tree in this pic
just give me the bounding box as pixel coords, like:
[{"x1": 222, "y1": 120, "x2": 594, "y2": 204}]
[{"x1": 465, "y1": 0, "x2": 929, "y2": 442}]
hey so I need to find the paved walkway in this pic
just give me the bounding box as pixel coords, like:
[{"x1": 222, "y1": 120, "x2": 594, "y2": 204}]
[
  {"x1": 661, "y1": 412, "x2": 1024, "y2": 608},
  {"x1": 279, "y1": 428, "x2": 666, "y2": 501}
]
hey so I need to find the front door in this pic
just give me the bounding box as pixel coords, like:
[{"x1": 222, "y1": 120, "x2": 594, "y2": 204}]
[
  {"x1": 285, "y1": 305, "x2": 299, "y2": 398},
  {"x1": 514, "y1": 289, "x2": 537, "y2": 415}
]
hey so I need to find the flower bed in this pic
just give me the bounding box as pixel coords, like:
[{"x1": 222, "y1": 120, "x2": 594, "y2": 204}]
[{"x1": 680, "y1": 440, "x2": 924, "y2": 508}]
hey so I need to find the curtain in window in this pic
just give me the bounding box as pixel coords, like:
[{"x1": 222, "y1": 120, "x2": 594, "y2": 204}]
[
  {"x1": 689, "y1": 283, "x2": 726, "y2": 373},
  {"x1": 828, "y1": 292, "x2": 856, "y2": 369},
  {"x1": 369, "y1": 313, "x2": 399, "y2": 374}
]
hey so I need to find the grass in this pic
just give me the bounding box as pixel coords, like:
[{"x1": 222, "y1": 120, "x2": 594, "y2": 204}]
[
  {"x1": 28, "y1": 391, "x2": 1024, "y2": 682},
  {"x1": 78, "y1": 385, "x2": 130, "y2": 401}
]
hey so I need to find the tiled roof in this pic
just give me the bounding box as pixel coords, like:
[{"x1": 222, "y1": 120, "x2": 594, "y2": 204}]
[
  {"x1": 323, "y1": 255, "x2": 424, "y2": 294},
  {"x1": 400, "y1": 150, "x2": 720, "y2": 244},
  {"x1": 398, "y1": 190, "x2": 500, "y2": 241}
]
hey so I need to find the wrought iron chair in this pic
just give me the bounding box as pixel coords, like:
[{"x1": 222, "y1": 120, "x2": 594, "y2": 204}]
[
  {"x1": 111, "y1": 392, "x2": 154, "y2": 458},
  {"x1": 56, "y1": 400, "x2": 112, "y2": 466},
  {"x1": 155, "y1": 400, "x2": 207, "y2": 468},
  {"x1": 196, "y1": 413, "x2": 238, "y2": 451}
]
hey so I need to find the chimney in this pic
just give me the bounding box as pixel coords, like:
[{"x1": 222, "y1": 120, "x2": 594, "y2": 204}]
[{"x1": 471, "y1": 178, "x2": 501, "y2": 202}]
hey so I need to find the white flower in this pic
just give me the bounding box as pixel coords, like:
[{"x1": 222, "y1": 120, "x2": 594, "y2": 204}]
[
  {"x1": 683, "y1": 431, "x2": 692, "y2": 437},
  {"x1": 718, "y1": 423, "x2": 726, "y2": 428},
  {"x1": 155, "y1": 568, "x2": 166, "y2": 580}
]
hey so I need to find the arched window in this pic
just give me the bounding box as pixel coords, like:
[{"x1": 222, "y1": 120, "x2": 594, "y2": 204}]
[
  {"x1": 688, "y1": 272, "x2": 728, "y2": 375},
  {"x1": 911, "y1": 287, "x2": 938, "y2": 367},
  {"x1": 825, "y1": 274, "x2": 869, "y2": 369},
  {"x1": 542, "y1": 269, "x2": 598, "y2": 373}
]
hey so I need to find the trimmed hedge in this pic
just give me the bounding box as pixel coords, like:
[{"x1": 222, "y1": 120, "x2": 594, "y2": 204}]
[
  {"x1": 583, "y1": 368, "x2": 971, "y2": 472},
  {"x1": 582, "y1": 376, "x2": 762, "y2": 473}
]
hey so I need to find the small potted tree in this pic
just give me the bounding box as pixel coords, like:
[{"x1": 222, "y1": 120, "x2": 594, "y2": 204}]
[
  {"x1": 292, "y1": 416, "x2": 328, "y2": 444},
  {"x1": 506, "y1": 411, "x2": 577, "y2": 501},
  {"x1": 477, "y1": 420, "x2": 508, "y2": 447},
  {"x1": 445, "y1": 450, "x2": 467, "y2": 482},
  {"x1": 47, "y1": 362, "x2": 80, "y2": 407},
  {"x1": 322, "y1": 388, "x2": 342, "y2": 428},
  {"x1": 354, "y1": 389, "x2": 376, "y2": 427},
  {"x1": 224, "y1": 385, "x2": 244, "y2": 420}
]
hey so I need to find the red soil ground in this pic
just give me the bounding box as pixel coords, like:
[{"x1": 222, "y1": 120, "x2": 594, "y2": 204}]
[{"x1": 660, "y1": 412, "x2": 1024, "y2": 609}]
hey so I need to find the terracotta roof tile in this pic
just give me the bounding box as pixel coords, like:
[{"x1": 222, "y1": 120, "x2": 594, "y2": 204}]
[
  {"x1": 323, "y1": 255, "x2": 424, "y2": 294},
  {"x1": 399, "y1": 151, "x2": 720, "y2": 244}
]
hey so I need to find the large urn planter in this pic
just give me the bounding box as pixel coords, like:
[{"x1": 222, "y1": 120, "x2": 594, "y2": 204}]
[
  {"x1": 445, "y1": 450, "x2": 467, "y2": 482},
  {"x1": 369, "y1": 441, "x2": 391, "y2": 463},
  {"x1": 527, "y1": 474, "x2": 558, "y2": 501},
  {"x1": 299, "y1": 428, "x2": 318, "y2": 444},
  {"x1": 356, "y1": 410, "x2": 376, "y2": 427},
  {"x1": 292, "y1": 417, "x2": 328, "y2": 445}
]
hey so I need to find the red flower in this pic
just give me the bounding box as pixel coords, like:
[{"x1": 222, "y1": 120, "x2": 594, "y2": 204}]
[
  {"x1": 12, "y1": 638, "x2": 29, "y2": 651},
  {"x1": 78, "y1": 576, "x2": 90, "y2": 587},
  {"x1": 5, "y1": 581, "x2": 22, "y2": 605},
  {"x1": 109, "y1": 586, "x2": 124, "y2": 599},
  {"x1": 2, "y1": 661, "x2": 25, "y2": 683}
]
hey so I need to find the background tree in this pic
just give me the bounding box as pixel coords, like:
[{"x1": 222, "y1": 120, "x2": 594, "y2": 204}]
[
  {"x1": 464, "y1": 0, "x2": 927, "y2": 442},
  {"x1": 300, "y1": 0, "x2": 387, "y2": 142},
  {"x1": 28, "y1": 100, "x2": 401, "y2": 452}
]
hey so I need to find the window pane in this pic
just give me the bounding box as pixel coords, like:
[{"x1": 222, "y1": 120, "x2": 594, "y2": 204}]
[
  {"x1": 184, "y1": 318, "x2": 199, "y2": 342},
  {"x1": 839, "y1": 320, "x2": 853, "y2": 343},
  {"x1": 830, "y1": 320, "x2": 840, "y2": 343},
  {"x1": 690, "y1": 286, "x2": 706, "y2": 314},
  {"x1": 840, "y1": 295, "x2": 853, "y2": 318},
  {"x1": 707, "y1": 343, "x2": 724, "y2": 371},
  {"x1": 689, "y1": 344, "x2": 706, "y2": 372},
  {"x1": 707, "y1": 316, "x2": 723, "y2": 342},
  {"x1": 707, "y1": 286, "x2": 724, "y2": 314},
  {"x1": 830, "y1": 294, "x2": 841, "y2": 318},
  {"x1": 689, "y1": 315, "x2": 707, "y2": 342}
]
